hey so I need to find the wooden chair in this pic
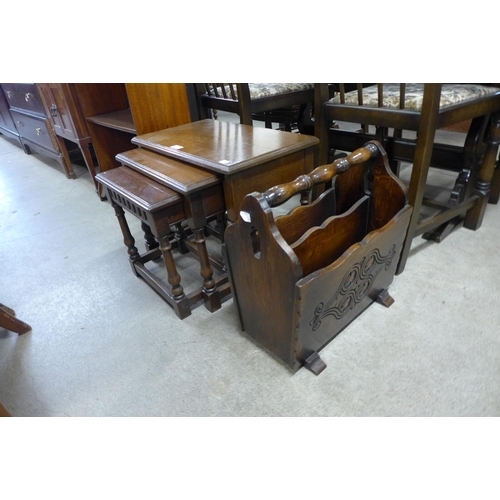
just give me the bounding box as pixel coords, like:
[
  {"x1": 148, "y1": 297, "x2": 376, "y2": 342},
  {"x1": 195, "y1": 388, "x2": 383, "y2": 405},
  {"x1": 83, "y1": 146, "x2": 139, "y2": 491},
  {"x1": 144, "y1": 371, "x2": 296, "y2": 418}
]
[
  {"x1": 314, "y1": 83, "x2": 500, "y2": 274},
  {"x1": 195, "y1": 83, "x2": 315, "y2": 132}
]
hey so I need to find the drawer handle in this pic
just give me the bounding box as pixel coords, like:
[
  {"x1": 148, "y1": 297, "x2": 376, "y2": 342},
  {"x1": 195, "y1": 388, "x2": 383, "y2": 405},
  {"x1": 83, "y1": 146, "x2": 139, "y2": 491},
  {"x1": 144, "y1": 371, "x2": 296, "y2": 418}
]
[
  {"x1": 6, "y1": 90, "x2": 12, "y2": 99},
  {"x1": 50, "y1": 104, "x2": 58, "y2": 117},
  {"x1": 36, "y1": 128, "x2": 42, "y2": 136},
  {"x1": 25, "y1": 92, "x2": 34, "y2": 102}
]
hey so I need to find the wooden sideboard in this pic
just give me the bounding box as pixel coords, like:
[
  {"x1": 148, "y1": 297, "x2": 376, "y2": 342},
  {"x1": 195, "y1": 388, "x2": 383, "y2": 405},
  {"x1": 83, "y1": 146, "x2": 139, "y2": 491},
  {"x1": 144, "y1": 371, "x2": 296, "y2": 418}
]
[
  {"x1": 0, "y1": 83, "x2": 74, "y2": 177},
  {"x1": 0, "y1": 83, "x2": 202, "y2": 191},
  {"x1": 0, "y1": 86, "x2": 24, "y2": 149}
]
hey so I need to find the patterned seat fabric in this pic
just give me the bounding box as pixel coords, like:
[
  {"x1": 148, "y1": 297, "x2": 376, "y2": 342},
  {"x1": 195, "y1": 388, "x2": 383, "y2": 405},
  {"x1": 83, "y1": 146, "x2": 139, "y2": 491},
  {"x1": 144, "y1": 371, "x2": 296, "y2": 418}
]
[
  {"x1": 247, "y1": 83, "x2": 313, "y2": 99},
  {"x1": 329, "y1": 83, "x2": 500, "y2": 110},
  {"x1": 208, "y1": 83, "x2": 313, "y2": 100}
]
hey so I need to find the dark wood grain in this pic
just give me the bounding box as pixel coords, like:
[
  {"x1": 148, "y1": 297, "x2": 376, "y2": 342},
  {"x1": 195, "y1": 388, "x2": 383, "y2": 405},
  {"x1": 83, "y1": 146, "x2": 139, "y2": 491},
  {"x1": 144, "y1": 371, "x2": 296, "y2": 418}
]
[
  {"x1": 197, "y1": 83, "x2": 315, "y2": 133},
  {"x1": 116, "y1": 148, "x2": 222, "y2": 194},
  {"x1": 87, "y1": 109, "x2": 136, "y2": 134},
  {"x1": 132, "y1": 119, "x2": 318, "y2": 174},
  {"x1": 37, "y1": 83, "x2": 99, "y2": 186},
  {"x1": 126, "y1": 83, "x2": 192, "y2": 135},
  {"x1": 224, "y1": 142, "x2": 412, "y2": 373},
  {"x1": 314, "y1": 83, "x2": 500, "y2": 274},
  {"x1": 131, "y1": 119, "x2": 318, "y2": 222},
  {"x1": 96, "y1": 162, "x2": 228, "y2": 318},
  {"x1": 291, "y1": 197, "x2": 369, "y2": 277}
]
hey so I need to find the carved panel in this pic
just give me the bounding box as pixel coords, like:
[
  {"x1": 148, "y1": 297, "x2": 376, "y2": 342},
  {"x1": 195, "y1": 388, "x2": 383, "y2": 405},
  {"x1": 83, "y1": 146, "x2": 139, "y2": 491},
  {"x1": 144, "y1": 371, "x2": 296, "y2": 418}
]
[{"x1": 309, "y1": 245, "x2": 397, "y2": 331}]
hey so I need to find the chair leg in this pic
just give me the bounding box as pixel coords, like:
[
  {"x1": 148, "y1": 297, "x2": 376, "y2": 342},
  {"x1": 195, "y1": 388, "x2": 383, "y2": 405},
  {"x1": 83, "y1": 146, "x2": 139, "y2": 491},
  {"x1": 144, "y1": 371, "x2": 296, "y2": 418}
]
[
  {"x1": 0, "y1": 401, "x2": 12, "y2": 417},
  {"x1": 464, "y1": 112, "x2": 500, "y2": 229},
  {"x1": 489, "y1": 158, "x2": 500, "y2": 204},
  {"x1": 0, "y1": 304, "x2": 31, "y2": 335},
  {"x1": 314, "y1": 83, "x2": 332, "y2": 167},
  {"x1": 396, "y1": 85, "x2": 442, "y2": 275}
]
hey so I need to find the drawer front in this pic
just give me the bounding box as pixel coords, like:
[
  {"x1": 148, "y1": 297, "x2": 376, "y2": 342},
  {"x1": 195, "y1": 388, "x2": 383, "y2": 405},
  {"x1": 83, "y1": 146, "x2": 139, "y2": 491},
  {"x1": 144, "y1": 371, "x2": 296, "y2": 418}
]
[
  {"x1": 0, "y1": 89, "x2": 17, "y2": 133},
  {"x1": 10, "y1": 110, "x2": 58, "y2": 152},
  {"x1": 1, "y1": 83, "x2": 46, "y2": 115}
]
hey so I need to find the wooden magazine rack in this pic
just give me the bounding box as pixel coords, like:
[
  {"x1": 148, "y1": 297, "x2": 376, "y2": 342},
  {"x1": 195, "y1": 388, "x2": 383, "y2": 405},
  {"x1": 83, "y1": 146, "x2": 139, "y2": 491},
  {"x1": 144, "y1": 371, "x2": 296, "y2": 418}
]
[{"x1": 224, "y1": 141, "x2": 412, "y2": 374}]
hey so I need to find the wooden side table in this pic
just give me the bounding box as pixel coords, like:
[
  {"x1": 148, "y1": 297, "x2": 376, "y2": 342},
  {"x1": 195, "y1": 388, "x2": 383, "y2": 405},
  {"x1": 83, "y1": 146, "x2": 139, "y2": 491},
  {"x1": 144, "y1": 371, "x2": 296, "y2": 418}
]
[
  {"x1": 115, "y1": 148, "x2": 228, "y2": 312},
  {"x1": 97, "y1": 157, "x2": 228, "y2": 318},
  {"x1": 131, "y1": 119, "x2": 319, "y2": 222}
]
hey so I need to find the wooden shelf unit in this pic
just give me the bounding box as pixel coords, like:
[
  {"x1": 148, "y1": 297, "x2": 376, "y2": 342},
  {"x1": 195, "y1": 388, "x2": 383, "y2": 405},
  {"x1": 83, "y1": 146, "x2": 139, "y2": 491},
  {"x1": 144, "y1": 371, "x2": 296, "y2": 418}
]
[{"x1": 74, "y1": 84, "x2": 198, "y2": 182}]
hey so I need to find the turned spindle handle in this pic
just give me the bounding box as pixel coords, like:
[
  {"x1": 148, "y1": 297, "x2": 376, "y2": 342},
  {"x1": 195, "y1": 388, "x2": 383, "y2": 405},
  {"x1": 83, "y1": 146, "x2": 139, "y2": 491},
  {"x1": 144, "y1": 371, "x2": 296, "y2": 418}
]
[{"x1": 263, "y1": 143, "x2": 378, "y2": 207}]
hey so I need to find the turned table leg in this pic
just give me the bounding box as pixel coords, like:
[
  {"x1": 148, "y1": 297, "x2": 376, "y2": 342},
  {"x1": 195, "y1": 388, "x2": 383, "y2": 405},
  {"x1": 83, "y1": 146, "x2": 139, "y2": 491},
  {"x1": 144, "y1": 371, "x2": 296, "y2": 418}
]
[
  {"x1": 158, "y1": 234, "x2": 185, "y2": 301},
  {"x1": 112, "y1": 203, "x2": 141, "y2": 269},
  {"x1": 141, "y1": 222, "x2": 159, "y2": 251},
  {"x1": 192, "y1": 227, "x2": 221, "y2": 312}
]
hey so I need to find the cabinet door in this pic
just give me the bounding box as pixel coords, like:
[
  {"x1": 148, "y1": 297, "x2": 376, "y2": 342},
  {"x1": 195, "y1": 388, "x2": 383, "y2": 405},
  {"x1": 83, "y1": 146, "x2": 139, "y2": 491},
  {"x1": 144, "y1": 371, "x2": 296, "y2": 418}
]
[{"x1": 38, "y1": 84, "x2": 77, "y2": 141}]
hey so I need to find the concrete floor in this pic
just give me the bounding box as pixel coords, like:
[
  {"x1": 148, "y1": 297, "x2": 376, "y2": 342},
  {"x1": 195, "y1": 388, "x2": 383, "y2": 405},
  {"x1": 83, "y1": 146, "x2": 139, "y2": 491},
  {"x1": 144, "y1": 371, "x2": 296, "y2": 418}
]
[{"x1": 1, "y1": 123, "x2": 499, "y2": 417}]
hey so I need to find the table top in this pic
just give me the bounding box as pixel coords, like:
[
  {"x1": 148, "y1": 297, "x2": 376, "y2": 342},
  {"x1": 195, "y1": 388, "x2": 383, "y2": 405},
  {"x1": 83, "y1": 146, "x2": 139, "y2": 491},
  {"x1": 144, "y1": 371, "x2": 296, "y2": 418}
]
[
  {"x1": 115, "y1": 148, "x2": 221, "y2": 195},
  {"x1": 96, "y1": 167, "x2": 182, "y2": 212},
  {"x1": 131, "y1": 119, "x2": 319, "y2": 174}
]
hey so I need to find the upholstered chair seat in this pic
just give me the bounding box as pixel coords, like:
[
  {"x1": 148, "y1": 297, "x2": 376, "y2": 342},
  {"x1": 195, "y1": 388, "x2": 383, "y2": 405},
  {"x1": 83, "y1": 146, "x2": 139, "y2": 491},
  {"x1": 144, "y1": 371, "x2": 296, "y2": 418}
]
[{"x1": 329, "y1": 83, "x2": 500, "y2": 110}]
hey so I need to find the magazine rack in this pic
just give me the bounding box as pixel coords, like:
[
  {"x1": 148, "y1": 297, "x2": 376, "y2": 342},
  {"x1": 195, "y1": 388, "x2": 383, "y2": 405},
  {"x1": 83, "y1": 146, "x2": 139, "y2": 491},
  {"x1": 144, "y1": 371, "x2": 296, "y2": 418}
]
[{"x1": 224, "y1": 142, "x2": 412, "y2": 374}]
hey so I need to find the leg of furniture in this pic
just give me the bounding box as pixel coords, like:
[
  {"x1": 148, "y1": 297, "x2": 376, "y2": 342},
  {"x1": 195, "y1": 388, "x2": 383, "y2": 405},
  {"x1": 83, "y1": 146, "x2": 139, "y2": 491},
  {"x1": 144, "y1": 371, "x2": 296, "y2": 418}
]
[
  {"x1": 192, "y1": 227, "x2": 220, "y2": 312},
  {"x1": 395, "y1": 85, "x2": 441, "y2": 275},
  {"x1": 315, "y1": 83, "x2": 500, "y2": 275},
  {"x1": 490, "y1": 159, "x2": 500, "y2": 204},
  {"x1": 54, "y1": 135, "x2": 77, "y2": 179},
  {"x1": 464, "y1": 112, "x2": 500, "y2": 229},
  {"x1": 157, "y1": 233, "x2": 186, "y2": 305},
  {"x1": 97, "y1": 168, "x2": 192, "y2": 319},
  {"x1": 0, "y1": 401, "x2": 12, "y2": 417},
  {"x1": 115, "y1": 148, "x2": 231, "y2": 313},
  {"x1": 141, "y1": 222, "x2": 159, "y2": 251},
  {"x1": 79, "y1": 139, "x2": 99, "y2": 188},
  {"x1": 96, "y1": 166, "x2": 230, "y2": 319},
  {"x1": 0, "y1": 303, "x2": 31, "y2": 335},
  {"x1": 182, "y1": 190, "x2": 225, "y2": 313},
  {"x1": 172, "y1": 223, "x2": 190, "y2": 254},
  {"x1": 111, "y1": 203, "x2": 142, "y2": 265}
]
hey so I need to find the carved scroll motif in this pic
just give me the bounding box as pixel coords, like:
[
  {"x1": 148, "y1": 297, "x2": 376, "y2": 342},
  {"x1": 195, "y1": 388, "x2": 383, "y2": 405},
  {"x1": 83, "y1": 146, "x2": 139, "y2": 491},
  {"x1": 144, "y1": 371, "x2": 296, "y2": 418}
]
[{"x1": 309, "y1": 245, "x2": 397, "y2": 331}]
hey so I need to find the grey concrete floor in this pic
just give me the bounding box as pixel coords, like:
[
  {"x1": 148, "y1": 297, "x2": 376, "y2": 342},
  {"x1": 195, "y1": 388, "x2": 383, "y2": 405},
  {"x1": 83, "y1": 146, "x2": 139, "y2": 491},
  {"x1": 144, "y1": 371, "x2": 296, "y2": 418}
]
[{"x1": 1, "y1": 124, "x2": 499, "y2": 417}]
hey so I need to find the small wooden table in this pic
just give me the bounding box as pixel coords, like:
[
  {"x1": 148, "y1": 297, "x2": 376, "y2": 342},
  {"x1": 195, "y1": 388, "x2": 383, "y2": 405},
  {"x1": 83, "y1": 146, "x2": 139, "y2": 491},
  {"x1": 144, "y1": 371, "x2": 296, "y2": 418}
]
[
  {"x1": 114, "y1": 148, "x2": 228, "y2": 314},
  {"x1": 131, "y1": 119, "x2": 319, "y2": 222}
]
